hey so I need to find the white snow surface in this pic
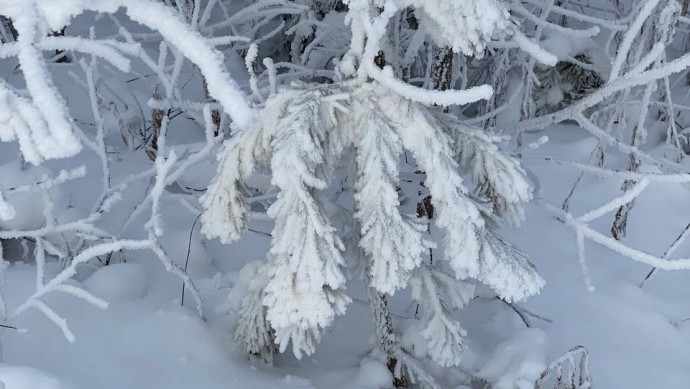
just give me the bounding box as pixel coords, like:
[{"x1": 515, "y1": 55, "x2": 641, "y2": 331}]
[
  {"x1": 0, "y1": 162, "x2": 69, "y2": 231},
  {"x1": 83, "y1": 263, "x2": 149, "y2": 302},
  {"x1": 477, "y1": 329, "x2": 548, "y2": 389},
  {"x1": 0, "y1": 365, "x2": 75, "y2": 389},
  {"x1": 2, "y1": 125, "x2": 690, "y2": 388}
]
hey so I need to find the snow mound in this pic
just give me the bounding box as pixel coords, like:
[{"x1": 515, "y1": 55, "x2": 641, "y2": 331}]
[
  {"x1": 347, "y1": 358, "x2": 392, "y2": 389},
  {"x1": 0, "y1": 365, "x2": 75, "y2": 389},
  {"x1": 478, "y1": 328, "x2": 548, "y2": 389},
  {"x1": 216, "y1": 261, "x2": 264, "y2": 314},
  {"x1": 0, "y1": 162, "x2": 68, "y2": 231},
  {"x1": 84, "y1": 263, "x2": 148, "y2": 302}
]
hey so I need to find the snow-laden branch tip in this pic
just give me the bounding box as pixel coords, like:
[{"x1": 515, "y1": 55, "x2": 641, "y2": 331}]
[
  {"x1": 511, "y1": 30, "x2": 558, "y2": 66},
  {"x1": 575, "y1": 229, "x2": 595, "y2": 292},
  {"x1": 367, "y1": 65, "x2": 493, "y2": 106}
]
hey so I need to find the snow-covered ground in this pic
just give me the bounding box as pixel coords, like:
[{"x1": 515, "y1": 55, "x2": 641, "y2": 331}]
[{"x1": 0, "y1": 123, "x2": 689, "y2": 388}]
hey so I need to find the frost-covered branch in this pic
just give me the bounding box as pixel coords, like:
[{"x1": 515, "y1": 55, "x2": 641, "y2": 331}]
[
  {"x1": 0, "y1": 0, "x2": 255, "y2": 167},
  {"x1": 540, "y1": 199, "x2": 690, "y2": 272}
]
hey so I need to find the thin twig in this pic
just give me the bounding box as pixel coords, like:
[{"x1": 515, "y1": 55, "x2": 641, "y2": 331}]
[
  {"x1": 181, "y1": 213, "x2": 202, "y2": 307},
  {"x1": 640, "y1": 221, "x2": 690, "y2": 287}
]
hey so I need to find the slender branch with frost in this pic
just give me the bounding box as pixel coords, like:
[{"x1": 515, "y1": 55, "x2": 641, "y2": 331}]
[
  {"x1": 0, "y1": 0, "x2": 256, "y2": 162},
  {"x1": 0, "y1": 0, "x2": 251, "y2": 342},
  {"x1": 540, "y1": 198, "x2": 690, "y2": 271}
]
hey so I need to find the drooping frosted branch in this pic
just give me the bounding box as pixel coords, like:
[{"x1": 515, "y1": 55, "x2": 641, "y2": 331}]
[
  {"x1": 450, "y1": 125, "x2": 533, "y2": 226},
  {"x1": 409, "y1": 265, "x2": 474, "y2": 367},
  {"x1": 352, "y1": 88, "x2": 433, "y2": 294},
  {"x1": 261, "y1": 87, "x2": 350, "y2": 358},
  {"x1": 201, "y1": 92, "x2": 289, "y2": 243},
  {"x1": 377, "y1": 90, "x2": 543, "y2": 302}
]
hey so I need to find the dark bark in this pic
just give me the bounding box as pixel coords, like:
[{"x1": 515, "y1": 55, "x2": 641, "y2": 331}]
[
  {"x1": 431, "y1": 47, "x2": 453, "y2": 92},
  {"x1": 367, "y1": 283, "x2": 408, "y2": 388},
  {"x1": 0, "y1": 17, "x2": 17, "y2": 42},
  {"x1": 52, "y1": 27, "x2": 70, "y2": 63}
]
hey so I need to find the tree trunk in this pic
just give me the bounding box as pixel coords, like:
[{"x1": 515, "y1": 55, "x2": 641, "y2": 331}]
[{"x1": 366, "y1": 280, "x2": 408, "y2": 388}]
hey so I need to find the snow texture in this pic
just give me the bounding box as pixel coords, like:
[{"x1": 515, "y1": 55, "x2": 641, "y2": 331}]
[
  {"x1": 83, "y1": 263, "x2": 149, "y2": 302},
  {"x1": 0, "y1": 365, "x2": 75, "y2": 389}
]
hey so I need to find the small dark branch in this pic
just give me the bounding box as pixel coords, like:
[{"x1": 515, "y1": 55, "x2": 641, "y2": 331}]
[
  {"x1": 640, "y1": 221, "x2": 690, "y2": 287},
  {"x1": 0, "y1": 323, "x2": 23, "y2": 331},
  {"x1": 497, "y1": 297, "x2": 531, "y2": 328},
  {"x1": 183, "y1": 186, "x2": 207, "y2": 193},
  {"x1": 415, "y1": 195, "x2": 434, "y2": 219},
  {"x1": 248, "y1": 228, "x2": 271, "y2": 237},
  {"x1": 414, "y1": 194, "x2": 434, "y2": 317},
  {"x1": 181, "y1": 213, "x2": 202, "y2": 307},
  {"x1": 51, "y1": 27, "x2": 70, "y2": 63},
  {"x1": 611, "y1": 153, "x2": 641, "y2": 240},
  {"x1": 0, "y1": 17, "x2": 18, "y2": 42},
  {"x1": 146, "y1": 88, "x2": 165, "y2": 161},
  {"x1": 374, "y1": 50, "x2": 386, "y2": 70},
  {"x1": 517, "y1": 305, "x2": 554, "y2": 324},
  {"x1": 201, "y1": 74, "x2": 221, "y2": 136}
]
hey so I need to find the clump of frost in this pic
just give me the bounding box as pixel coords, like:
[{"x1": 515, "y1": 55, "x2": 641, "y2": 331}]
[{"x1": 411, "y1": 0, "x2": 512, "y2": 56}]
